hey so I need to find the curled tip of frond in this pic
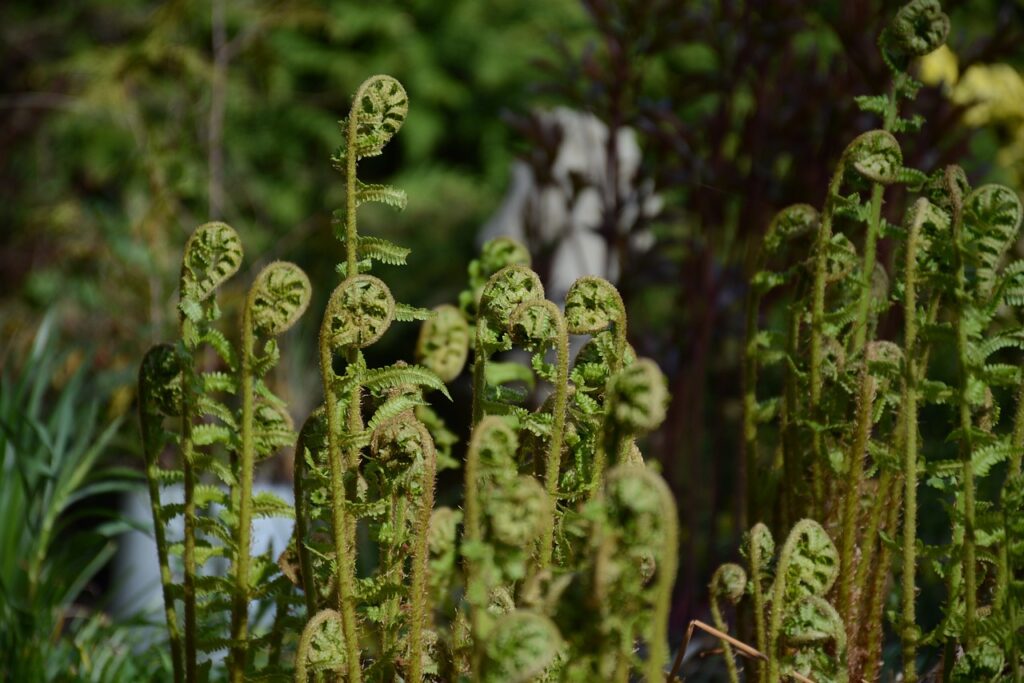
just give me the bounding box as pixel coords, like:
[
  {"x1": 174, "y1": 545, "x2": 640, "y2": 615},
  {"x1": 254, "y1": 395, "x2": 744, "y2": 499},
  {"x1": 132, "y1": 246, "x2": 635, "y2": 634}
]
[
  {"x1": 342, "y1": 75, "x2": 408, "y2": 162},
  {"x1": 742, "y1": 522, "x2": 776, "y2": 566},
  {"x1": 883, "y1": 0, "x2": 949, "y2": 61},
  {"x1": 370, "y1": 418, "x2": 434, "y2": 467},
  {"x1": 295, "y1": 608, "x2": 347, "y2": 678},
  {"x1": 907, "y1": 196, "x2": 950, "y2": 234},
  {"x1": 416, "y1": 304, "x2": 470, "y2": 383},
  {"x1": 867, "y1": 339, "x2": 904, "y2": 368},
  {"x1": 428, "y1": 506, "x2": 462, "y2": 555},
  {"x1": 249, "y1": 261, "x2": 312, "y2": 337},
  {"x1": 966, "y1": 184, "x2": 1023, "y2": 242},
  {"x1": 482, "y1": 610, "x2": 562, "y2": 683},
  {"x1": 469, "y1": 416, "x2": 520, "y2": 470},
  {"x1": 842, "y1": 130, "x2": 904, "y2": 185},
  {"x1": 605, "y1": 465, "x2": 676, "y2": 517},
  {"x1": 563, "y1": 276, "x2": 625, "y2": 335},
  {"x1": 480, "y1": 237, "x2": 531, "y2": 272},
  {"x1": 139, "y1": 343, "x2": 182, "y2": 417},
  {"x1": 711, "y1": 563, "x2": 748, "y2": 604},
  {"x1": 180, "y1": 222, "x2": 243, "y2": 314},
  {"x1": 781, "y1": 595, "x2": 846, "y2": 649},
  {"x1": 323, "y1": 274, "x2": 395, "y2": 350},
  {"x1": 608, "y1": 358, "x2": 670, "y2": 434},
  {"x1": 765, "y1": 204, "x2": 819, "y2": 252},
  {"x1": 572, "y1": 331, "x2": 637, "y2": 393},
  {"x1": 486, "y1": 475, "x2": 550, "y2": 547},
  {"x1": 779, "y1": 519, "x2": 840, "y2": 599},
  {"x1": 508, "y1": 299, "x2": 563, "y2": 351},
  {"x1": 479, "y1": 265, "x2": 545, "y2": 329}
]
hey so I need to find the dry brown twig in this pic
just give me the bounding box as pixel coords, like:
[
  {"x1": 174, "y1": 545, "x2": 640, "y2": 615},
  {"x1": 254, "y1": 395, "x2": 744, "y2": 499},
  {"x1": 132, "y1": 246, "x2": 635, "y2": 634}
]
[{"x1": 667, "y1": 619, "x2": 814, "y2": 683}]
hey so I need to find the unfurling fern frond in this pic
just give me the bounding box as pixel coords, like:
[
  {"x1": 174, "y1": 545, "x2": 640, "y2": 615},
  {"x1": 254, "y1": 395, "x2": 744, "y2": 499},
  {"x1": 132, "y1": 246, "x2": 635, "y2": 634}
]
[
  {"x1": 416, "y1": 304, "x2": 470, "y2": 383},
  {"x1": 179, "y1": 222, "x2": 244, "y2": 319},
  {"x1": 248, "y1": 262, "x2": 312, "y2": 338},
  {"x1": 323, "y1": 275, "x2": 396, "y2": 350}
]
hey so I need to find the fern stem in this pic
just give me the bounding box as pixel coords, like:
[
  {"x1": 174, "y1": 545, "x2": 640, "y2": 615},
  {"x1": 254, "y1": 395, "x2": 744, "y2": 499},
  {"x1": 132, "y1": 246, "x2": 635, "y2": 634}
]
[
  {"x1": 749, "y1": 539, "x2": 768, "y2": 683},
  {"x1": 780, "y1": 302, "x2": 802, "y2": 528},
  {"x1": 345, "y1": 89, "x2": 360, "y2": 279},
  {"x1": 862, "y1": 477, "x2": 901, "y2": 683},
  {"x1": 139, "y1": 391, "x2": 184, "y2": 682},
  {"x1": 838, "y1": 350, "x2": 876, "y2": 624},
  {"x1": 808, "y1": 169, "x2": 844, "y2": 517},
  {"x1": 229, "y1": 301, "x2": 257, "y2": 682},
  {"x1": 539, "y1": 305, "x2": 569, "y2": 569},
  {"x1": 646, "y1": 475, "x2": 678, "y2": 683},
  {"x1": 407, "y1": 431, "x2": 437, "y2": 683},
  {"x1": 318, "y1": 334, "x2": 362, "y2": 682},
  {"x1": 463, "y1": 421, "x2": 485, "y2": 680},
  {"x1": 178, "y1": 337, "x2": 200, "y2": 683},
  {"x1": 709, "y1": 572, "x2": 740, "y2": 683},
  {"x1": 1010, "y1": 380, "x2": 1024, "y2": 478},
  {"x1": 901, "y1": 198, "x2": 925, "y2": 682},
  {"x1": 293, "y1": 420, "x2": 319, "y2": 619},
  {"x1": 471, "y1": 333, "x2": 486, "y2": 426},
  {"x1": 949, "y1": 171, "x2": 977, "y2": 645}
]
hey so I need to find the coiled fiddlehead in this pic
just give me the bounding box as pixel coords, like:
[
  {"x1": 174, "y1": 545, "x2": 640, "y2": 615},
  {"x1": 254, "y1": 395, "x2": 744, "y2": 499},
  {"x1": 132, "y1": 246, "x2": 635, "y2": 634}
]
[
  {"x1": 323, "y1": 274, "x2": 395, "y2": 351},
  {"x1": 459, "y1": 237, "x2": 532, "y2": 321},
  {"x1": 295, "y1": 609, "x2": 347, "y2": 681},
  {"x1": 880, "y1": 0, "x2": 950, "y2": 69},
  {"x1": 766, "y1": 520, "x2": 842, "y2": 683},
  {"x1": 565, "y1": 276, "x2": 628, "y2": 371},
  {"x1": 416, "y1": 303, "x2": 470, "y2": 383},
  {"x1": 600, "y1": 358, "x2": 669, "y2": 484},
  {"x1": 709, "y1": 563, "x2": 748, "y2": 683},
  {"x1": 472, "y1": 265, "x2": 544, "y2": 424},
  {"x1": 481, "y1": 610, "x2": 562, "y2": 683}
]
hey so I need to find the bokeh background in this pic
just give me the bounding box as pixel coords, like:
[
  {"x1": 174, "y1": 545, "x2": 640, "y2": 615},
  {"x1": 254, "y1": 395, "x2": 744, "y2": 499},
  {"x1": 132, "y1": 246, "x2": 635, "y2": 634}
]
[{"x1": 2, "y1": 0, "x2": 1023, "y2": 677}]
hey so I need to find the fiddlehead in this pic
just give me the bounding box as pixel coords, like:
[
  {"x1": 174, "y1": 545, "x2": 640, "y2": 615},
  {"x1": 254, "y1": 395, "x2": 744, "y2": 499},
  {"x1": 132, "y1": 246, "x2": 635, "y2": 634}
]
[
  {"x1": 472, "y1": 265, "x2": 544, "y2": 424},
  {"x1": 480, "y1": 610, "x2": 562, "y2": 683},
  {"x1": 601, "y1": 358, "x2": 669, "y2": 479},
  {"x1": 323, "y1": 274, "x2": 396, "y2": 351},
  {"x1": 880, "y1": 0, "x2": 950, "y2": 71},
  {"x1": 295, "y1": 609, "x2": 347, "y2": 681},
  {"x1": 416, "y1": 303, "x2": 470, "y2": 383},
  {"x1": 459, "y1": 237, "x2": 532, "y2": 321},
  {"x1": 767, "y1": 519, "x2": 842, "y2": 683},
  {"x1": 709, "y1": 563, "x2": 748, "y2": 683},
  {"x1": 178, "y1": 221, "x2": 244, "y2": 323},
  {"x1": 564, "y1": 276, "x2": 628, "y2": 371}
]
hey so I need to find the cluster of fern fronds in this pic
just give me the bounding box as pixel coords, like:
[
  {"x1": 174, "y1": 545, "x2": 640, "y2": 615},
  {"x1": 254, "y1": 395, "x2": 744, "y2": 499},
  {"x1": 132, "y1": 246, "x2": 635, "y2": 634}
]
[
  {"x1": 711, "y1": 1, "x2": 1024, "y2": 681},
  {"x1": 138, "y1": 74, "x2": 676, "y2": 682}
]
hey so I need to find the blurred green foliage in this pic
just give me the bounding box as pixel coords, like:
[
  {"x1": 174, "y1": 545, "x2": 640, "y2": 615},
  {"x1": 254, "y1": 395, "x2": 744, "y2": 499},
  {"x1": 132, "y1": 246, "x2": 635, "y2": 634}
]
[{"x1": 0, "y1": 0, "x2": 586, "y2": 370}]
